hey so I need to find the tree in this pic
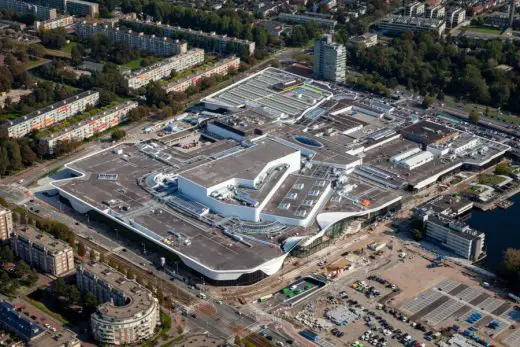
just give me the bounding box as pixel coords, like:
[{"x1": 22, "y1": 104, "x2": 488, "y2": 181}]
[
  {"x1": 500, "y1": 248, "x2": 520, "y2": 288},
  {"x1": 89, "y1": 249, "x2": 97, "y2": 262},
  {"x1": 67, "y1": 285, "x2": 81, "y2": 305},
  {"x1": 469, "y1": 110, "x2": 480, "y2": 123},
  {"x1": 70, "y1": 44, "x2": 84, "y2": 66},
  {"x1": 20, "y1": 143, "x2": 37, "y2": 167},
  {"x1": 422, "y1": 96, "x2": 435, "y2": 109},
  {"x1": 27, "y1": 269, "x2": 39, "y2": 287},
  {"x1": 77, "y1": 242, "x2": 86, "y2": 257},
  {"x1": 19, "y1": 213, "x2": 27, "y2": 225},
  {"x1": 67, "y1": 232, "x2": 75, "y2": 248},
  {"x1": 41, "y1": 28, "x2": 67, "y2": 49},
  {"x1": 0, "y1": 147, "x2": 8, "y2": 176},
  {"x1": 54, "y1": 277, "x2": 67, "y2": 297},
  {"x1": 84, "y1": 292, "x2": 98, "y2": 313},
  {"x1": 495, "y1": 163, "x2": 512, "y2": 176},
  {"x1": 0, "y1": 246, "x2": 14, "y2": 264},
  {"x1": 126, "y1": 269, "x2": 134, "y2": 280},
  {"x1": 111, "y1": 129, "x2": 126, "y2": 141},
  {"x1": 16, "y1": 261, "x2": 31, "y2": 278},
  {"x1": 412, "y1": 229, "x2": 423, "y2": 241}
]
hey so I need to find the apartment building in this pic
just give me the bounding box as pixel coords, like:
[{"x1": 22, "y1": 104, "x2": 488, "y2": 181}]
[
  {"x1": 379, "y1": 14, "x2": 446, "y2": 37},
  {"x1": 27, "y1": 0, "x2": 99, "y2": 17},
  {"x1": 11, "y1": 228, "x2": 75, "y2": 276},
  {"x1": 0, "y1": 301, "x2": 45, "y2": 342},
  {"x1": 65, "y1": 0, "x2": 98, "y2": 17},
  {"x1": 164, "y1": 56, "x2": 240, "y2": 94},
  {"x1": 125, "y1": 49, "x2": 204, "y2": 90},
  {"x1": 446, "y1": 7, "x2": 466, "y2": 28},
  {"x1": 0, "y1": 209, "x2": 13, "y2": 241},
  {"x1": 122, "y1": 19, "x2": 256, "y2": 56},
  {"x1": 76, "y1": 262, "x2": 160, "y2": 345},
  {"x1": 35, "y1": 15, "x2": 74, "y2": 31},
  {"x1": 313, "y1": 34, "x2": 346, "y2": 83},
  {"x1": 405, "y1": 2, "x2": 425, "y2": 16},
  {"x1": 349, "y1": 32, "x2": 378, "y2": 48},
  {"x1": 30, "y1": 329, "x2": 81, "y2": 347},
  {"x1": 3, "y1": 90, "x2": 99, "y2": 138},
  {"x1": 76, "y1": 21, "x2": 187, "y2": 56},
  {"x1": 0, "y1": 0, "x2": 57, "y2": 20},
  {"x1": 40, "y1": 101, "x2": 138, "y2": 154},
  {"x1": 278, "y1": 12, "x2": 337, "y2": 29},
  {"x1": 425, "y1": 5, "x2": 445, "y2": 19}
]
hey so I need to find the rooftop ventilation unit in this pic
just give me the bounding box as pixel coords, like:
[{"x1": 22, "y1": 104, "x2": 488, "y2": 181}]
[{"x1": 97, "y1": 173, "x2": 119, "y2": 181}]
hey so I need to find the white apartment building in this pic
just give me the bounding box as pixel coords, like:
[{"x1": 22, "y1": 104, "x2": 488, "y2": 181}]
[
  {"x1": 405, "y1": 2, "x2": 425, "y2": 17},
  {"x1": 123, "y1": 19, "x2": 256, "y2": 56},
  {"x1": 125, "y1": 49, "x2": 204, "y2": 90},
  {"x1": 11, "y1": 228, "x2": 75, "y2": 276},
  {"x1": 425, "y1": 216, "x2": 484, "y2": 261},
  {"x1": 65, "y1": 0, "x2": 98, "y2": 17},
  {"x1": 0, "y1": 0, "x2": 57, "y2": 20},
  {"x1": 447, "y1": 8, "x2": 466, "y2": 28},
  {"x1": 278, "y1": 12, "x2": 337, "y2": 29},
  {"x1": 40, "y1": 101, "x2": 138, "y2": 154},
  {"x1": 349, "y1": 33, "x2": 378, "y2": 48},
  {"x1": 379, "y1": 14, "x2": 446, "y2": 37},
  {"x1": 76, "y1": 21, "x2": 187, "y2": 56},
  {"x1": 76, "y1": 262, "x2": 160, "y2": 345},
  {"x1": 425, "y1": 5, "x2": 445, "y2": 19},
  {"x1": 5, "y1": 90, "x2": 99, "y2": 138},
  {"x1": 164, "y1": 56, "x2": 240, "y2": 94},
  {"x1": 0, "y1": 209, "x2": 13, "y2": 241}
]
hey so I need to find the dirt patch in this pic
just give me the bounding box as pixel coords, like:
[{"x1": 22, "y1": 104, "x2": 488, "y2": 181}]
[{"x1": 194, "y1": 302, "x2": 217, "y2": 316}]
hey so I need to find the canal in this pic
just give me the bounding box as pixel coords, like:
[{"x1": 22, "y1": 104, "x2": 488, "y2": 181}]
[{"x1": 467, "y1": 194, "x2": 520, "y2": 271}]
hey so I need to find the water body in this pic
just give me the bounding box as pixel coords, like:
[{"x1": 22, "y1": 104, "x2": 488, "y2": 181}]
[{"x1": 466, "y1": 194, "x2": 520, "y2": 271}]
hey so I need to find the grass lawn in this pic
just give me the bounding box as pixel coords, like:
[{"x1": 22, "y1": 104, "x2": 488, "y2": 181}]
[
  {"x1": 23, "y1": 295, "x2": 69, "y2": 324},
  {"x1": 45, "y1": 42, "x2": 77, "y2": 59},
  {"x1": 478, "y1": 174, "x2": 506, "y2": 186},
  {"x1": 27, "y1": 58, "x2": 49, "y2": 69},
  {"x1": 443, "y1": 95, "x2": 520, "y2": 125},
  {"x1": 122, "y1": 58, "x2": 144, "y2": 70},
  {"x1": 0, "y1": 113, "x2": 19, "y2": 121},
  {"x1": 465, "y1": 26, "x2": 502, "y2": 35}
]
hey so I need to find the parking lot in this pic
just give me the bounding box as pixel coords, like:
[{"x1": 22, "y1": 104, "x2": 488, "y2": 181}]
[{"x1": 401, "y1": 279, "x2": 520, "y2": 346}]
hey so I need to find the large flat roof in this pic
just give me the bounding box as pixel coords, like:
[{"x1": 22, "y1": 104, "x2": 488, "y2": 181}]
[
  {"x1": 202, "y1": 67, "x2": 332, "y2": 118},
  {"x1": 133, "y1": 208, "x2": 283, "y2": 270},
  {"x1": 181, "y1": 138, "x2": 297, "y2": 187}
]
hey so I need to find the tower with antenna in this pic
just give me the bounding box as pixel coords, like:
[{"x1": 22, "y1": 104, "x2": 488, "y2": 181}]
[{"x1": 509, "y1": 0, "x2": 516, "y2": 28}]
